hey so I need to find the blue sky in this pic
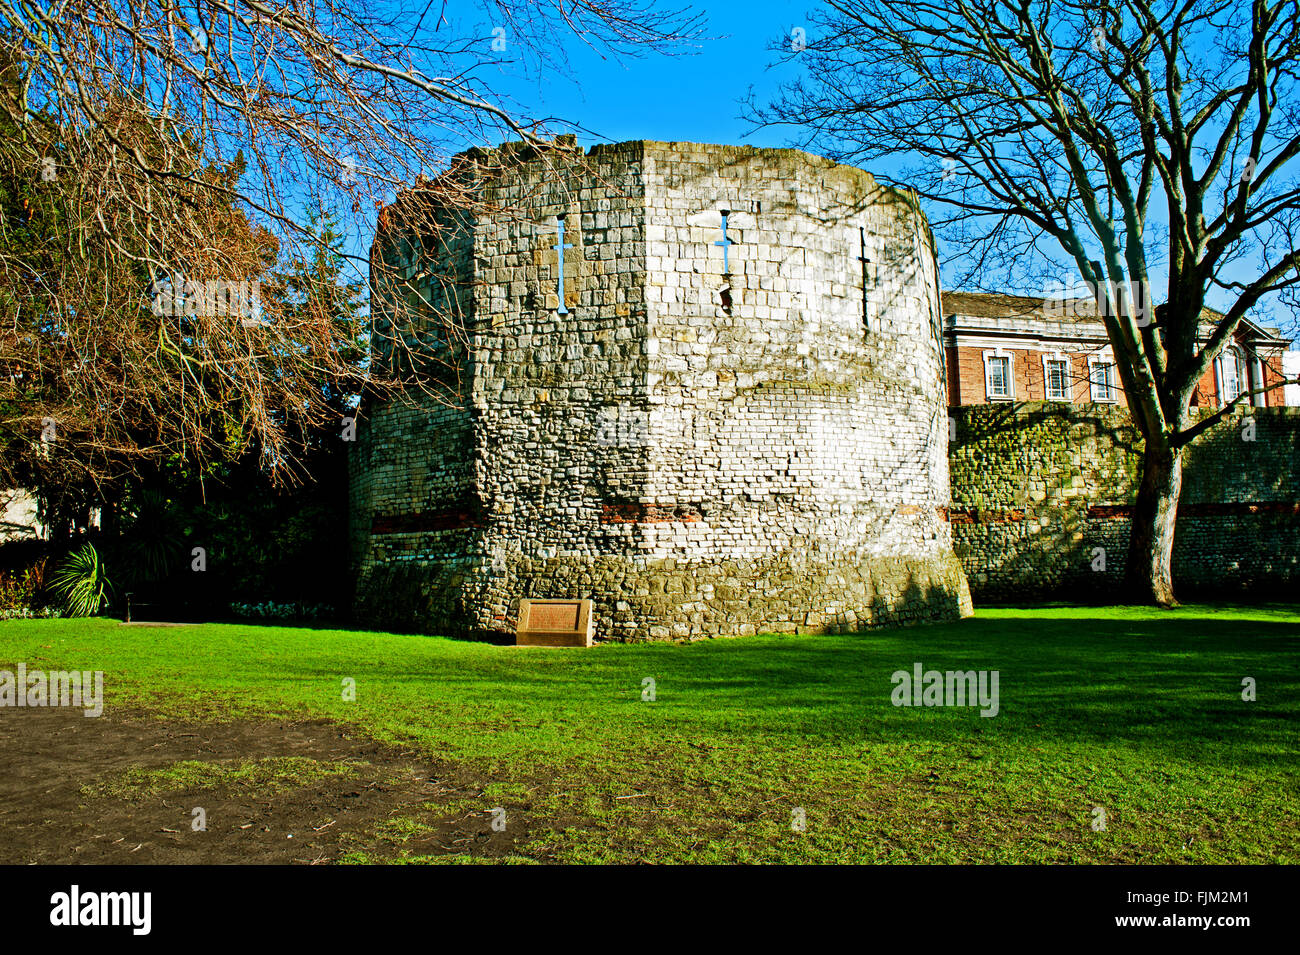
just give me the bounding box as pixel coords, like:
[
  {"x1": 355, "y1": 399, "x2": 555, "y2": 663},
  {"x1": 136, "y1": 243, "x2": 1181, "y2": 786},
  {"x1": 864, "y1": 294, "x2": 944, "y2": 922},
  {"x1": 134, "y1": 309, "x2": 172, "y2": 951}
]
[
  {"x1": 334, "y1": 2, "x2": 823, "y2": 277},
  {"x1": 470, "y1": 1, "x2": 805, "y2": 150},
  {"x1": 336, "y1": 3, "x2": 892, "y2": 265}
]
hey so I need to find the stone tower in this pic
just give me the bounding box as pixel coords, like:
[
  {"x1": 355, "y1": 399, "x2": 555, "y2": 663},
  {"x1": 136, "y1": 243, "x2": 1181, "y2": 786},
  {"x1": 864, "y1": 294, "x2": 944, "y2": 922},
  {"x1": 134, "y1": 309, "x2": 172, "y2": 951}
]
[{"x1": 349, "y1": 138, "x2": 972, "y2": 640}]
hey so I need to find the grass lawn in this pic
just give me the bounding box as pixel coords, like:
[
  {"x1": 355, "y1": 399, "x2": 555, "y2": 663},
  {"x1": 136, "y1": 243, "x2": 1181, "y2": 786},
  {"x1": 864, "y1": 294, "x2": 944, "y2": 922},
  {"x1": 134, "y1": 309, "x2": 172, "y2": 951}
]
[{"x1": 1, "y1": 604, "x2": 1297, "y2": 864}]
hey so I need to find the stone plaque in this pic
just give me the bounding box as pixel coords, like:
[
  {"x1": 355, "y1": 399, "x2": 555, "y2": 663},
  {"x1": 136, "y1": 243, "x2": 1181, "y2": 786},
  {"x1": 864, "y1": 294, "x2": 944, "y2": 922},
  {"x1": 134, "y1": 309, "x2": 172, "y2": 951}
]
[{"x1": 516, "y1": 598, "x2": 595, "y2": 647}]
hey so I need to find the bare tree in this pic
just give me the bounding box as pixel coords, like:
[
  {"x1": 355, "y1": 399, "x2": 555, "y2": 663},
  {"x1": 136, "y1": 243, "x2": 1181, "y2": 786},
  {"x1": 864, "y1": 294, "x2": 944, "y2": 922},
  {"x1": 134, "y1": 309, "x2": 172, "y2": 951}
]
[
  {"x1": 755, "y1": 0, "x2": 1300, "y2": 605},
  {"x1": 0, "y1": 1, "x2": 700, "y2": 506}
]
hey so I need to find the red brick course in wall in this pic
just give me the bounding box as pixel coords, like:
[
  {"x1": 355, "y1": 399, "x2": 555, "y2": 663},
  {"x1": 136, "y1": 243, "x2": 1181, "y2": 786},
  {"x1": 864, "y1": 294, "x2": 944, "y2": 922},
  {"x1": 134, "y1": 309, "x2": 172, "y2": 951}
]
[
  {"x1": 599, "y1": 503, "x2": 704, "y2": 524},
  {"x1": 946, "y1": 506, "x2": 1025, "y2": 524},
  {"x1": 371, "y1": 505, "x2": 481, "y2": 534},
  {"x1": 1086, "y1": 502, "x2": 1300, "y2": 519}
]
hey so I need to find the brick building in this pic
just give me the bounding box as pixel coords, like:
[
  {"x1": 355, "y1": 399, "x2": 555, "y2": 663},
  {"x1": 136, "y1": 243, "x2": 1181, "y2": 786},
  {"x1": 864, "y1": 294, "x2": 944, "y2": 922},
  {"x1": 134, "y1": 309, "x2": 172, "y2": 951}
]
[{"x1": 943, "y1": 291, "x2": 1291, "y2": 408}]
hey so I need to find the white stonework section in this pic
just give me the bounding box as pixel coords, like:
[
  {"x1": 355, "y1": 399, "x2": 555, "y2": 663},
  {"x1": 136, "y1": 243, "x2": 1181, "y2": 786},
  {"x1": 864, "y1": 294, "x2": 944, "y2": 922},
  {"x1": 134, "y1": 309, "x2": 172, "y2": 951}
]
[{"x1": 350, "y1": 139, "x2": 972, "y2": 640}]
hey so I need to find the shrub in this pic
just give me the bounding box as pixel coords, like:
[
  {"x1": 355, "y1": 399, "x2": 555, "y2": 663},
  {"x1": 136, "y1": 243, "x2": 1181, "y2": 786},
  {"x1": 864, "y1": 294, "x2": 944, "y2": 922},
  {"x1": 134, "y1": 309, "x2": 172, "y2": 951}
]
[
  {"x1": 116, "y1": 489, "x2": 184, "y2": 586},
  {"x1": 0, "y1": 568, "x2": 39, "y2": 612},
  {"x1": 49, "y1": 543, "x2": 114, "y2": 617},
  {"x1": 229, "y1": 601, "x2": 335, "y2": 621},
  {"x1": 0, "y1": 551, "x2": 50, "y2": 614},
  {"x1": 0, "y1": 607, "x2": 62, "y2": 621}
]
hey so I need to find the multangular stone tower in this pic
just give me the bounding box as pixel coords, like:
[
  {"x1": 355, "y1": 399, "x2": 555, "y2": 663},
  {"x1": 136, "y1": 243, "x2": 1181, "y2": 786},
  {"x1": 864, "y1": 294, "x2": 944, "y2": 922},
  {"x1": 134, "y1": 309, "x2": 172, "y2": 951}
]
[{"x1": 349, "y1": 136, "x2": 972, "y2": 640}]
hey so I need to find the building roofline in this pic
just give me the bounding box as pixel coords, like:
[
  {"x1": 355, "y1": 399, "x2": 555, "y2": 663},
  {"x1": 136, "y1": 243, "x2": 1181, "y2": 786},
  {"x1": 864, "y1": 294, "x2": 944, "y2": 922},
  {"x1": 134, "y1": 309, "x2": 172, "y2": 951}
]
[{"x1": 943, "y1": 291, "x2": 1292, "y2": 348}]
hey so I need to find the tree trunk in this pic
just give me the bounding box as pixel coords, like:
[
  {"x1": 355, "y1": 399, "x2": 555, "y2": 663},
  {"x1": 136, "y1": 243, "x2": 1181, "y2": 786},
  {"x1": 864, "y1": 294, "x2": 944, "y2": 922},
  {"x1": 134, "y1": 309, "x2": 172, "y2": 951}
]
[{"x1": 1124, "y1": 440, "x2": 1183, "y2": 606}]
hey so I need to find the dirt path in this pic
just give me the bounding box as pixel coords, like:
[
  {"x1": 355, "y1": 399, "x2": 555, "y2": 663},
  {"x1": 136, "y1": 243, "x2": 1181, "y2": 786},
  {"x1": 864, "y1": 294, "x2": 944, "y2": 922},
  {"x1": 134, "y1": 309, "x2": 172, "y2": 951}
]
[{"x1": 0, "y1": 706, "x2": 523, "y2": 864}]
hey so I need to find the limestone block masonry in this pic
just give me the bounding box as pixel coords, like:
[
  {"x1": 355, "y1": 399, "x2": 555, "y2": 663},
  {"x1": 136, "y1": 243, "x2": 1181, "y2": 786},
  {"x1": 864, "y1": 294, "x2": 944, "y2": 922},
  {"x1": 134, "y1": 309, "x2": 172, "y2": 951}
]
[
  {"x1": 349, "y1": 138, "x2": 973, "y2": 640},
  {"x1": 949, "y1": 402, "x2": 1300, "y2": 601}
]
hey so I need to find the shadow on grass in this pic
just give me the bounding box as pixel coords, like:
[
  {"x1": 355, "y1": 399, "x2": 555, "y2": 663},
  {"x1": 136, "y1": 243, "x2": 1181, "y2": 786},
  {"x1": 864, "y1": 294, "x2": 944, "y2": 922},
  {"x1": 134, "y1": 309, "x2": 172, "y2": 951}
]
[
  {"x1": 202, "y1": 606, "x2": 1300, "y2": 765},
  {"x1": 11, "y1": 606, "x2": 1297, "y2": 770}
]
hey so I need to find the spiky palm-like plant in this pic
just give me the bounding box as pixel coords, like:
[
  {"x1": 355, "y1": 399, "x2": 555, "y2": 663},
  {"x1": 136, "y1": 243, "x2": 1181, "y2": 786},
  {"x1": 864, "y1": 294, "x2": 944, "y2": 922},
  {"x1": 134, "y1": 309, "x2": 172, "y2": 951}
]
[
  {"x1": 49, "y1": 543, "x2": 114, "y2": 617},
  {"x1": 118, "y1": 488, "x2": 183, "y2": 585}
]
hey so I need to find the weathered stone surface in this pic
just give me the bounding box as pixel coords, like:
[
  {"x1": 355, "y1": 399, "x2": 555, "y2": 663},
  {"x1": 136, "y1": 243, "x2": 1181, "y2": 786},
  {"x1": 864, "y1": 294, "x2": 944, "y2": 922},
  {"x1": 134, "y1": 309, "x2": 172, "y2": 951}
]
[
  {"x1": 949, "y1": 402, "x2": 1300, "y2": 600},
  {"x1": 349, "y1": 139, "x2": 972, "y2": 640}
]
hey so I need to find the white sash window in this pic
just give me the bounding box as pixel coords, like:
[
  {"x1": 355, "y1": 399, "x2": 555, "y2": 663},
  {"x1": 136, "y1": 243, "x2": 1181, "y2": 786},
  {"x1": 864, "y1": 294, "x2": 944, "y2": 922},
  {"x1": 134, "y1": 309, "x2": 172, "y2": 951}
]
[
  {"x1": 1089, "y1": 358, "x2": 1117, "y2": 403},
  {"x1": 983, "y1": 350, "x2": 1013, "y2": 400},
  {"x1": 1043, "y1": 354, "x2": 1070, "y2": 401}
]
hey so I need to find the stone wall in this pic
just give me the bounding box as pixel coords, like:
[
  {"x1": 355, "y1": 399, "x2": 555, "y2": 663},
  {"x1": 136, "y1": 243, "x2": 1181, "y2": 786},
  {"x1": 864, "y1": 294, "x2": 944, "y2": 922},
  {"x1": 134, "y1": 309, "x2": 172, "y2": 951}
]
[
  {"x1": 349, "y1": 139, "x2": 972, "y2": 640},
  {"x1": 0, "y1": 488, "x2": 41, "y2": 542},
  {"x1": 949, "y1": 402, "x2": 1300, "y2": 600}
]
